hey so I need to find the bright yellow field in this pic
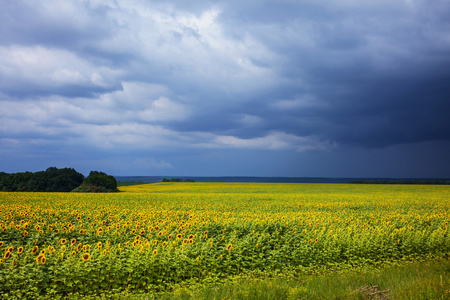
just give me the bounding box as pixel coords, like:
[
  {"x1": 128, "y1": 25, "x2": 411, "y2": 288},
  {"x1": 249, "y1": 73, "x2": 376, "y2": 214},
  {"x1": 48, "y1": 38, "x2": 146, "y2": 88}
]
[{"x1": 0, "y1": 183, "x2": 449, "y2": 298}]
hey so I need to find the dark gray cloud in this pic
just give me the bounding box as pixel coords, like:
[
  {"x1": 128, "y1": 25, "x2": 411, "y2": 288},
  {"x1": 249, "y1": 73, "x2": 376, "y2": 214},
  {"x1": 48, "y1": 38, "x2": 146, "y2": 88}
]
[{"x1": 1, "y1": 0, "x2": 449, "y2": 176}]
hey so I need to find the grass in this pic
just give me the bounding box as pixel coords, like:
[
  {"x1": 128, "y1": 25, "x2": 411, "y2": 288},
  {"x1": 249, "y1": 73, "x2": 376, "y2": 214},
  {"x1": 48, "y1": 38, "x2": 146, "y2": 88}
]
[{"x1": 154, "y1": 256, "x2": 450, "y2": 300}]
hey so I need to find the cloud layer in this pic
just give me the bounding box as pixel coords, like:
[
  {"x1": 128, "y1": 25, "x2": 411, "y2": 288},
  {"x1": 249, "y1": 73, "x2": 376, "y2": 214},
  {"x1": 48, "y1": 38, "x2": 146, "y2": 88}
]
[{"x1": 1, "y1": 0, "x2": 449, "y2": 176}]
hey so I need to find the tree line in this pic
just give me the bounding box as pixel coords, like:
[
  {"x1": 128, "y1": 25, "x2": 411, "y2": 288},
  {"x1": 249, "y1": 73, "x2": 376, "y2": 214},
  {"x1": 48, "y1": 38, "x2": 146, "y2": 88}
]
[
  {"x1": 350, "y1": 179, "x2": 450, "y2": 185},
  {"x1": 0, "y1": 168, "x2": 118, "y2": 192},
  {"x1": 162, "y1": 178, "x2": 195, "y2": 182}
]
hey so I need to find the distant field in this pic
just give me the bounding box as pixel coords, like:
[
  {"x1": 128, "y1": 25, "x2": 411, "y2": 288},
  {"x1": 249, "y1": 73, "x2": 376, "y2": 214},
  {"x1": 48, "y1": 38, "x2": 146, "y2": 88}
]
[
  {"x1": 117, "y1": 181, "x2": 153, "y2": 187},
  {"x1": 0, "y1": 183, "x2": 449, "y2": 298}
]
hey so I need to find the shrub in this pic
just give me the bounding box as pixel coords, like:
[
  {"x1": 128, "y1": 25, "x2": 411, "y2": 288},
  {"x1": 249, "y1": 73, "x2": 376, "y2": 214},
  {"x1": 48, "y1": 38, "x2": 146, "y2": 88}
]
[{"x1": 72, "y1": 171, "x2": 118, "y2": 193}]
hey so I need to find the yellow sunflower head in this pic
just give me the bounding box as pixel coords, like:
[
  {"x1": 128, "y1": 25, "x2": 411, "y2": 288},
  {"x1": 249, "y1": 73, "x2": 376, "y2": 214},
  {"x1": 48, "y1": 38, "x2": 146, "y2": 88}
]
[
  {"x1": 36, "y1": 254, "x2": 46, "y2": 264},
  {"x1": 82, "y1": 253, "x2": 90, "y2": 261}
]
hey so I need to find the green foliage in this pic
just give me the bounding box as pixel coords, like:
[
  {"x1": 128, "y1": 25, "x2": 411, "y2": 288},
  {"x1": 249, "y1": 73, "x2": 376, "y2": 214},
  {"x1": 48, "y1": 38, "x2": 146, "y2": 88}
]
[
  {"x1": 156, "y1": 257, "x2": 450, "y2": 300},
  {"x1": 0, "y1": 183, "x2": 449, "y2": 298},
  {"x1": 0, "y1": 167, "x2": 84, "y2": 192},
  {"x1": 72, "y1": 171, "x2": 118, "y2": 193}
]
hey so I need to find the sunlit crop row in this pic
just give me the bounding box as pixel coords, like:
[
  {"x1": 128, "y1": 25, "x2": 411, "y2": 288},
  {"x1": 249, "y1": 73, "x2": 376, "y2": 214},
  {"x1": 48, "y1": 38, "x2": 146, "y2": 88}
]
[{"x1": 0, "y1": 183, "x2": 449, "y2": 297}]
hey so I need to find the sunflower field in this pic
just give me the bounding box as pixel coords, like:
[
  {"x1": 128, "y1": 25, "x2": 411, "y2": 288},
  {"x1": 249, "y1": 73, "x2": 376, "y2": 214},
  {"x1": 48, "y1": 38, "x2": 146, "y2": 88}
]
[{"x1": 0, "y1": 183, "x2": 449, "y2": 298}]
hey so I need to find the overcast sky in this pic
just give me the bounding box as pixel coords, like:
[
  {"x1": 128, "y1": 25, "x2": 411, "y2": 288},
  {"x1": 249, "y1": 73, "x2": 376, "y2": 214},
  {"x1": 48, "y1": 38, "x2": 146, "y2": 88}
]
[{"x1": 1, "y1": 0, "x2": 449, "y2": 178}]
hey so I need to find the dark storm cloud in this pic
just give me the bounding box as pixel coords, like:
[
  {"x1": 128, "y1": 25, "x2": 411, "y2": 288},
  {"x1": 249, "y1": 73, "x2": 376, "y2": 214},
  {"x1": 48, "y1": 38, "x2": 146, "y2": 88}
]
[
  {"x1": 186, "y1": 0, "x2": 450, "y2": 148},
  {"x1": 1, "y1": 0, "x2": 450, "y2": 176}
]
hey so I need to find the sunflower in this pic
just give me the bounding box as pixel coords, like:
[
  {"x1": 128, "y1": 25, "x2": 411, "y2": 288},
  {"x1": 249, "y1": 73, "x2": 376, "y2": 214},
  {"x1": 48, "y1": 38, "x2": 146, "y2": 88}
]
[
  {"x1": 76, "y1": 243, "x2": 82, "y2": 251},
  {"x1": 158, "y1": 231, "x2": 163, "y2": 237},
  {"x1": 71, "y1": 251, "x2": 76, "y2": 256},
  {"x1": 0, "y1": 241, "x2": 3, "y2": 247},
  {"x1": 40, "y1": 249, "x2": 46, "y2": 255},
  {"x1": 204, "y1": 231, "x2": 208, "y2": 235},
  {"x1": 153, "y1": 249, "x2": 157, "y2": 255},
  {"x1": 0, "y1": 259, "x2": 3, "y2": 263},
  {"x1": 71, "y1": 238, "x2": 76, "y2": 245},
  {"x1": 4, "y1": 251, "x2": 11, "y2": 260},
  {"x1": 79, "y1": 229, "x2": 84, "y2": 234},
  {"x1": 188, "y1": 234, "x2": 194, "y2": 239},
  {"x1": 18, "y1": 246, "x2": 24, "y2": 254},
  {"x1": 23, "y1": 231, "x2": 28, "y2": 236},
  {"x1": 153, "y1": 240, "x2": 158, "y2": 246},
  {"x1": 168, "y1": 235, "x2": 173, "y2": 240},
  {"x1": 60, "y1": 245, "x2": 67, "y2": 253},
  {"x1": 102, "y1": 249, "x2": 107, "y2": 256},
  {"x1": 176, "y1": 234, "x2": 182, "y2": 239},
  {"x1": 82, "y1": 245, "x2": 89, "y2": 252},
  {"x1": 189, "y1": 239, "x2": 193, "y2": 244},
  {"x1": 60, "y1": 238, "x2": 67, "y2": 245},
  {"x1": 183, "y1": 239, "x2": 188, "y2": 245},
  {"x1": 8, "y1": 246, "x2": 13, "y2": 253},
  {"x1": 97, "y1": 242, "x2": 102, "y2": 250},
  {"x1": 226, "y1": 244, "x2": 232, "y2": 251},
  {"x1": 32, "y1": 246, "x2": 39, "y2": 254},
  {"x1": 82, "y1": 253, "x2": 90, "y2": 261},
  {"x1": 36, "y1": 254, "x2": 46, "y2": 264}
]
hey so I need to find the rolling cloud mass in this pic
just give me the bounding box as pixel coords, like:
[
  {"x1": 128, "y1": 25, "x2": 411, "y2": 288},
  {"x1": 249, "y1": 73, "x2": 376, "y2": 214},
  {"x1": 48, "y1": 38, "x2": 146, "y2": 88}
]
[{"x1": 1, "y1": 0, "x2": 449, "y2": 177}]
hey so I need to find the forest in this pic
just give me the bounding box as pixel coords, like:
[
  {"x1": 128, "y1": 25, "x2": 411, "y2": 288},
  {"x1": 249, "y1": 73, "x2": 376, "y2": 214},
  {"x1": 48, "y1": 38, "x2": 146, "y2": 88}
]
[{"x1": 0, "y1": 168, "x2": 117, "y2": 192}]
